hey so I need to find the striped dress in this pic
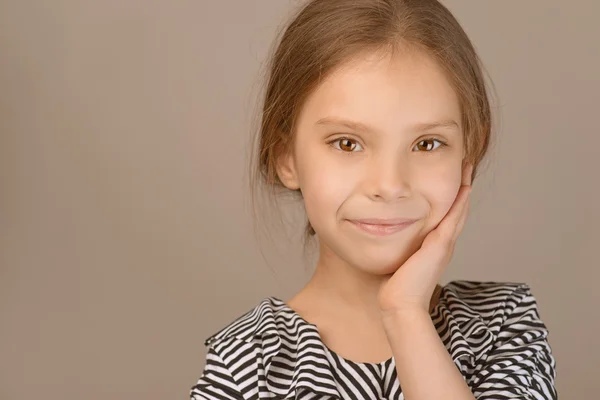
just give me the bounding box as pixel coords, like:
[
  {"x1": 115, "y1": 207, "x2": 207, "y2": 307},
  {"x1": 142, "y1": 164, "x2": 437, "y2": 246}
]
[{"x1": 190, "y1": 280, "x2": 557, "y2": 399}]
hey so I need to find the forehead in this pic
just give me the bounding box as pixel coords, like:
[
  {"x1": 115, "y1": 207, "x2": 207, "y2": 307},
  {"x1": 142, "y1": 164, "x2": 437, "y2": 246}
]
[{"x1": 298, "y1": 49, "x2": 461, "y2": 130}]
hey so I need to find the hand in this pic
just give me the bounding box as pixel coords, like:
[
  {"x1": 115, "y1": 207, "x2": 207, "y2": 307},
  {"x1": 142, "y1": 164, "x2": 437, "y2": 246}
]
[{"x1": 378, "y1": 161, "x2": 474, "y2": 316}]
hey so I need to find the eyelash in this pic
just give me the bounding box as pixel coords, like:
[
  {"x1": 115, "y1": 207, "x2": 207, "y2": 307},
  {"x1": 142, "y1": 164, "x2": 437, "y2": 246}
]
[{"x1": 327, "y1": 136, "x2": 448, "y2": 153}]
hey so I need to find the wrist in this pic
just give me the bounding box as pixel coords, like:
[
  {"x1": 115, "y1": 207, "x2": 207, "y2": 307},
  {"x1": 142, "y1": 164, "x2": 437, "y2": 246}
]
[{"x1": 381, "y1": 306, "x2": 431, "y2": 328}]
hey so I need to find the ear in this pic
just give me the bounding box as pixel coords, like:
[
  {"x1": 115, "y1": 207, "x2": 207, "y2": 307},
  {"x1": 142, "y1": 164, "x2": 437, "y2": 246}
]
[{"x1": 275, "y1": 146, "x2": 300, "y2": 190}]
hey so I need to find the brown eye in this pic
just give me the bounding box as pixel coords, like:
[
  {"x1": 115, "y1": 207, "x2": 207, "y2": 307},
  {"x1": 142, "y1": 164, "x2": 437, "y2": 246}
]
[
  {"x1": 414, "y1": 138, "x2": 445, "y2": 152},
  {"x1": 331, "y1": 137, "x2": 363, "y2": 152}
]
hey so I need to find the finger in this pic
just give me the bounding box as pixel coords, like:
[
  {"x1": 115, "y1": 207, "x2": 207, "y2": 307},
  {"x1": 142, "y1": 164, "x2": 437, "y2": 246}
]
[
  {"x1": 455, "y1": 161, "x2": 474, "y2": 238},
  {"x1": 462, "y1": 161, "x2": 474, "y2": 186},
  {"x1": 426, "y1": 161, "x2": 473, "y2": 249},
  {"x1": 453, "y1": 187, "x2": 471, "y2": 240},
  {"x1": 436, "y1": 185, "x2": 471, "y2": 242}
]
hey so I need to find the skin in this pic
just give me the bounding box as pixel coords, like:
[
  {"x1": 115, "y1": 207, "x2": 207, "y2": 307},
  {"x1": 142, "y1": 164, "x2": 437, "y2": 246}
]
[{"x1": 277, "y1": 47, "x2": 476, "y2": 398}]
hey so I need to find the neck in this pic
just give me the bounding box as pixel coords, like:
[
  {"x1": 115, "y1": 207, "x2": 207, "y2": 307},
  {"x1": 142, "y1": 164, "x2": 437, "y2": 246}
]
[
  {"x1": 304, "y1": 242, "x2": 391, "y2": 319},
  {"x1": 301, "y1": 241, "x2": 440, "y2": 319}
]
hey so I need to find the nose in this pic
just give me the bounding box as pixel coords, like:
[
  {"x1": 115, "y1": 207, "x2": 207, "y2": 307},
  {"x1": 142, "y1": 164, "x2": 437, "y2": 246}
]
[{"x1": 366, "y1": 155, "x2": 411, "y2": 202}]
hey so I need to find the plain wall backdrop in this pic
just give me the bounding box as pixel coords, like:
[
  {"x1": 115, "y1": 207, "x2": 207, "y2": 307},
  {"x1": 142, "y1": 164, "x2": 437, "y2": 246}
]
[{"x1": 1, "y1": 1, "x2": 598, "y2": 398}]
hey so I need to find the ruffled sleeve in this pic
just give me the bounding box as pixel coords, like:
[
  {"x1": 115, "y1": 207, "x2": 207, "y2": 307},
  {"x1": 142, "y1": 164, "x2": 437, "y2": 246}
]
[
  {"x1": 190, "y1": 346, "x2": 244, "y2": 400},
  {"x1": 468, "y1": 283, "x2": 557, "y2": 399}
]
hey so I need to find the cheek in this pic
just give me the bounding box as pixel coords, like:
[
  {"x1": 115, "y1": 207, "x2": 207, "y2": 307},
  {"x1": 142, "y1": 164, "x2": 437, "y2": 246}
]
[
  {"x1": 297, "y1": 154, "x2": 354, "y2": 225},
  {"x1": 416, "y1": 163, "x2": 462, "y2": 225}
]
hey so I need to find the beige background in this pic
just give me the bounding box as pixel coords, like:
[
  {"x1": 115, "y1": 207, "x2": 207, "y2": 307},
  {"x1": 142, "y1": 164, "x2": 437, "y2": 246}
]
[{"x1": 1, "y1": 1, "x2": 598, "y2": 399}]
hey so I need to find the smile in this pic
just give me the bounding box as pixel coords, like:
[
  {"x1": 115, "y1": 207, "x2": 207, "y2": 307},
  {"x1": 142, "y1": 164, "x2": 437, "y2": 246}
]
[{"x1": 347, "y1": 219, "x2": 418, "y2": 236}]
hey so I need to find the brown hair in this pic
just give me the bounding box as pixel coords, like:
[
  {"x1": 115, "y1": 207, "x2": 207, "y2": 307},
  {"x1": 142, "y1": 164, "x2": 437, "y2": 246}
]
[{"x1": 248, "y1": 0, "x2": 496, "y2": 250}]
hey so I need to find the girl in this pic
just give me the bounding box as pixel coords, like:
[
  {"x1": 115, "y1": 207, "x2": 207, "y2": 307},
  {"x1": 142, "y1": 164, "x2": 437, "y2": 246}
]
[{"x1": 191, "y1": 0, "x2": 557, "y2": 399}]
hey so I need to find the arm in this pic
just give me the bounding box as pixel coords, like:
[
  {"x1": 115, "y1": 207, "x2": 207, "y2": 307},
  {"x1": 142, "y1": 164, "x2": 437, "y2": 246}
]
[
  {"x1": 379, "y1": 182, "x2": 476, "y2": 400},
  {"x1": 383, "y1": 308, "x2": 476, "y2": 400},
  {"x1": 469, "y1": 284, "x2": 557, "y2": 400},
  {"x1": 382, "y1": 283, "x2": 558, "y2": 400},
  {"x1": 190, "y1": 347, "x2": 244, "y2": 400}
]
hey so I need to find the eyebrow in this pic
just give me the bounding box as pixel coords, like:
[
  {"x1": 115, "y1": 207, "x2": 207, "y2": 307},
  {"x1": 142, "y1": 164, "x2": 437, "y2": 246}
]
[{"x1": 315, "y1": 116, "x2": 460, "y2": 133}]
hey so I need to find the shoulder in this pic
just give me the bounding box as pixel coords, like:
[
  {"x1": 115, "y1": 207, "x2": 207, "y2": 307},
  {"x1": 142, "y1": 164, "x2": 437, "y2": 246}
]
[
  {"x1": 440, "y1": 280, "x2": 548, "y2": 346},
  {"x1": 441, "y1": 280, "x2": 546, "y2": 329},
  {"x1": 439, "y1": 280, "x2": 553, "y2": 357},
  {"x1": 443, "y1": 281, "x2": 557, "y2": 397},
  {"x1": 443, "y1": 279, "x2": 532, "y2": 299},
  {"x1": 202, "y1": 296, "x2": 296, "y2": 347},
  {"x1": 197, "y1": 296, "x2": 333, "y2": 398},
  {"x1": 192, "y1": 298, "x2": 291, "y2": 399},
  {"x1": 442, "y1": 279, "x2": 540, "y2": 315}
]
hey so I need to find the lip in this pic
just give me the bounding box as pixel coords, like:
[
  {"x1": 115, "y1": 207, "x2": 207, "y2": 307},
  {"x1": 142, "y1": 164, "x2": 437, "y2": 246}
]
[{"x1": 347, "y1": 218, "x2": 418, "y2": 236}]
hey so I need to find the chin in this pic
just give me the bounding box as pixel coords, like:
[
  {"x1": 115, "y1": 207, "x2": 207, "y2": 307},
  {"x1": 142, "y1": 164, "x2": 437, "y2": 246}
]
[
  {"x1": 317, "y1": 227, "x2": 425, "y2": 274},
  {"x1": 345, "y1": 247, "x2": 415, "y2": 276}
]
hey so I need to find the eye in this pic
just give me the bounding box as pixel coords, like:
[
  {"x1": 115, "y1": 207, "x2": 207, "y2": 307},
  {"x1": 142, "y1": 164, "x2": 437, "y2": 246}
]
[
  {"x1": 413, "y1": 138, "x2": 447, "y2": 152},
  {"x1": 329, "y1": 137, "x2": 364, "y2": 152}
]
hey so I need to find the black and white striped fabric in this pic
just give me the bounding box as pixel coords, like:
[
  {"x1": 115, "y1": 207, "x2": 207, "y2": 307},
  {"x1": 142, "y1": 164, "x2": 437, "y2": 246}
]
[{"x1": 190, "y1": 281, "x2": 557, "y2": 399}]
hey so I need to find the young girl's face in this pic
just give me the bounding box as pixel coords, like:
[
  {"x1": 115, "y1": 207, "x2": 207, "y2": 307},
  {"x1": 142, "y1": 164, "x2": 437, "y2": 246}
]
[{"x1": 278, "y1": 49, "x2": 465, "y2": 275}]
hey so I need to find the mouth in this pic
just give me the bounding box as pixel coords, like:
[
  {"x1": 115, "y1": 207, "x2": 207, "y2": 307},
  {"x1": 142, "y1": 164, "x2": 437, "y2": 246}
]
[{"x1": 347, "y1": 218, "x2": 418, "y2": 236}]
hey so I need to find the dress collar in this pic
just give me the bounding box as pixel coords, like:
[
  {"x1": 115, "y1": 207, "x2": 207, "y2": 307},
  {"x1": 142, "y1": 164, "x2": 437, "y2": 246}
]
[{"x1": 204, "y1": 282, "x2": 495, "y2": 399}]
